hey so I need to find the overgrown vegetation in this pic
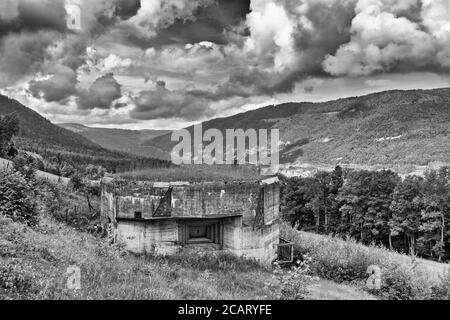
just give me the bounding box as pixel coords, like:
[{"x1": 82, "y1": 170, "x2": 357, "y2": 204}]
[
  {"x1": 117, "y1": 164, "x2": 263, "y2": 182},
  {"x1": 0, "y1": 162, "x2": 289, "y2": 300},
  {"x1": 0, "y1": 95, "x2": 170, "y2": 177},
  {"x1": 0, "y1": 170, "x2": 37, "y2": 226},
  {"x1": 281, "y1": 222, "x2": 450, "y2": 300},
  {"x1": 0, "y1": 213, "x2": 284, "y2": 300}
]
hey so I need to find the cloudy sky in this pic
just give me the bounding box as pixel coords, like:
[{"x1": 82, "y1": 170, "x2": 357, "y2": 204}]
[{"x1": 1, "y1": 0, "x2": 450, "y2": 130}]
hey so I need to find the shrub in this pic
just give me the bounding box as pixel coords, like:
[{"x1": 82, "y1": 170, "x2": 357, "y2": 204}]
[
  {"x1": 0, "y1": 262, "x2": 39, "y2": 297},
  {"x1": 431, "y1": 269, "x2": 450, "y2": 300},
  {"x1": 274, "y1": 255, "x2": 317, "y2": 300},
  {"x1": 372, "y1": 264, "x2": 415, "y2": 300},
  {"x1": 70, "y1": 174, "x2": 84, "y2": 191},
  {"x1": 35, "y1": 179, "x2": 62, "y2": 216},
  {"x1": 0, "y1": 170, "x2": 38, "y2": 226},
  {"x1": 13, "y1": 153, "x2": 36, "y2": 180}
]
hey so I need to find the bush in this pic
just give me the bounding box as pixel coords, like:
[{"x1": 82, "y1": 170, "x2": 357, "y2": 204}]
[
  {"x1": 274, "y1": 255, "x2": 317, "y2": 300},
  {"x1": 0, "y1": 170, "x2": 38, "y2": 226},
  {"x1": 13, "y1": 153, "x2": 36, "y2": 180},
  {"x1": 373, "y1": 264, "x2": 415, "y2": 300},
  {"x1": 35, "y1": 179, "x2": 62, "y2": 216},
  {"x1": 0, "y1": 262, "x2": 38, "y2": 296},
  {"x1": 70, "y1": 174, "x2": 84, "y2": 191},
  {"x1": 431, "y1": 269, "x2": 450, "y2": 300}
]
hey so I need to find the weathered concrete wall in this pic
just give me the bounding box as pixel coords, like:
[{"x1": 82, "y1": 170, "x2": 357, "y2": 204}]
[
  {"x1": 223, "y1": 217, "x2": 242, "y2": 251},
  {"x1": 117, "y1": 220, "x2": 180, "y2": 255},
  {"x1": 101, "y1": 177, "x2": 281, "y2": 265},
  {"x1": 116, "y1": 218, "x2": 279, "y2": 265},
  {"x1": 171, "y1": 183, "x2": 260, "y2": 220},
  {"x1": 263, "y1": 183, "x2": 280, "y2": 225},
  {"x1": 230, "y1": 222, "x2": 279, "y2": 264},
  {"x1": 101, "y1": 179, "x2": 263, "y2": 221}
]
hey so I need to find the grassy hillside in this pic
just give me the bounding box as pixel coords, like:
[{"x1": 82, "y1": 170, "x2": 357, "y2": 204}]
[
  {"x1": 281, "y1": 222, "x2": 450, "y2": 300},
  {"x1": 59, "y1": 123, "x2": 170, "y2": 160},
  {"x1": 5, "y1": 208, "x2": 448, "y2": 300},
  {"x1": 0, "y1": 214, "x2": 282, "y2": 300},
  {"x1": 0, "y1": 95, "x2": 100, "y2": 150},
  {"x1": 144, "y1": 88, "x2": 450, "y2": 167}
]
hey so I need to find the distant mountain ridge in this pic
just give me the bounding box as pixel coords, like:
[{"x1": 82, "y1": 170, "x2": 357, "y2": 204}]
[
  {"x1": 0, "y1": 94, "x2": 169, "y2": 173},
  {"x1": 59, "y1": 123, "x2": 170, "y2": 160},
  {"x1": 0, "y1": 95, "x2": 101, "y2": 150},
  {"x1": 144, "y1": 87, "x2": 450, "y2": 167}
]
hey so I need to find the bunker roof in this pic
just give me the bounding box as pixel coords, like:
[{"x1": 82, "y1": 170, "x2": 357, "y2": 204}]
[{"x1": 114, "y1": 165, "x2": 274, "y2": 183}]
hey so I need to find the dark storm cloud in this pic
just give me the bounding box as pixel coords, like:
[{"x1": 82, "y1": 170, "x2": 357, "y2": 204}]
[
  {"x1": 0, "y1": 30, "x2": 58, "y2": 86},
  {"x1": 131, "y1": 81, "x2": 213, "y2": 120},
  {"x1": 0, "y1": 0, "x2": 67, "y2": 36},
  {"x1": 29, "y1": 64, "x2": 78, "y2": 102},
  {"x1": 156, "y1": 0, "x2": 250, "y2": 45},
  {"x1": 0, "y1": 0, "x2": 143, "y2": 88},
  {"x1": 292, "y1": 0, "x2": 354, "y2": 74},
  {"x1": 114, "y1": 0, "x2": 141, "y2": 20},
  {"x1": 188, "y1": 68, "x2": 302, "y2": 101},
  {"x1": 114, "y1": 0, "x2": 250, "y2": 48},
  {"x1": 78, "y1": 73, "x2": 122, "y2": 110},
  {"x1": 3, "y1": 0, "x2": 450, "y2": 125},
  {"x1": 177, "y1": 0, "x2": 355, "y2": 101}
]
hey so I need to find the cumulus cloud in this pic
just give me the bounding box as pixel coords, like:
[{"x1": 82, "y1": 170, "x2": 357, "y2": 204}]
[
  {"x1": 78, "y1": 73, "x2": 122, "y2": 109},
  {"x1": 29, "y1": 64, "x2": 78, "y2": 102},
  {"x1": 83, "y1": 47, "x2": 134, "y2": 73},
  {"x1": 0, "y1": 30, "x2": 58, "y2": 87},
  {"x1": 3, "y1": 0, "x2": 450, "y2": 126},
  {"x1": 0, "y1": 0, "x2": 19, "y2": 23},
  {"x1": 0, "y1": 0, "x2": 67, "y2": 34},
  {"x1": 131, "y1": 81, "x2": 213, "y2": 120},
  {"x1": 208, "y1": 0, "x2": 357, "y2": 98},
  {"x1": 244, "y1": 0, "x2": 296, "y2": 70},
  {"x1": 126, "y1": 0, "x2": 215, "y2": 39},
  {"x1": 322, "y1": 0, "x2": 450, "y2": 76}
]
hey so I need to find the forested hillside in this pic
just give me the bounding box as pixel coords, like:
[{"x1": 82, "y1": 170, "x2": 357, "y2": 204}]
[
  {"x1": 59, "y1": 123, "x2": 170, "y2": 160},
  {"x1": 144, "y1": 88, "x2": 450, "y2": 167},
  {"x1": 0, "y1": 95, "x2": 169, "y2": 175},
  {"x1": 281, "y1": 166, "x2": 450, "y2": 262}
]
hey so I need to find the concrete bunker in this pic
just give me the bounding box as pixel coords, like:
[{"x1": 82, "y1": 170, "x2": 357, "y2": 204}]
[{"x1": 100, "y1": 167, "x2": 284, "y2": 265}]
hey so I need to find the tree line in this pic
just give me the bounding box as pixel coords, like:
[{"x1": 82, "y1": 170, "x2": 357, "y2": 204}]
[{"x1": 280, "y1": 166, "x2": 450, "y2": 262}]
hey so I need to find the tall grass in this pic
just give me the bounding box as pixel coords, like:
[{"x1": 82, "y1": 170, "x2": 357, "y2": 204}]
[
  {"x1": 281, "y1": 222, "x2": 450, "y2": 300},
  {"x1": 116, "y1": 165, "x2": 264, "y2": 182},
  {"x1": 0, "y1": 214, "x2": 281, "y2": 300}
]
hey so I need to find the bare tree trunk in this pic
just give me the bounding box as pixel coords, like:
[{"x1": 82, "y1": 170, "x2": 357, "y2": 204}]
[
  {"x1": 410, "y1": 235, "x2": 415, "y2": 257},
  {"x1": 315, "y1": 210, "x2": 320, "y2": 233},
  {"x1": 389, "y1": 233, "x2": 393, "y2": 251},
  {"x1": 86, "y1": 193, "x2": 93, "y2": 213}
]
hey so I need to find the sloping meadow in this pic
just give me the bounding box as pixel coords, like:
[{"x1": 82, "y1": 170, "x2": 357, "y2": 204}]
[
  {"x1": 0, "y1": 214, "x2": 280, "y2": 300},
  {"x1": 281, "y1": 222, "x2": 450, "y2": 300}
]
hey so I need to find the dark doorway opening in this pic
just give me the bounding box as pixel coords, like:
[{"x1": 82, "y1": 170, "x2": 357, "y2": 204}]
[{"x1": 179, "y1": 220, "x2": 223, "y2": 246}]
